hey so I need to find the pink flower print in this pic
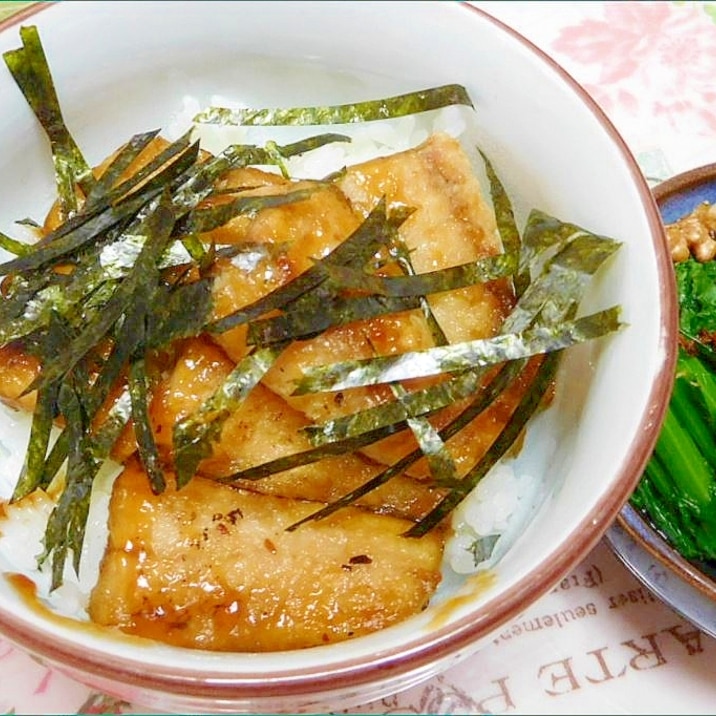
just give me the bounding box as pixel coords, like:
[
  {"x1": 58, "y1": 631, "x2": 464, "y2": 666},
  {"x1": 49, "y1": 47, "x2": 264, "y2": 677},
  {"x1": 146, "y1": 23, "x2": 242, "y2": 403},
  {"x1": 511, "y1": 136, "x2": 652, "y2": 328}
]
[
  {"x1": 552, "y1": 2, "x2": 716, "y2": 138},
  {"x1": 31, "y1": 668, "x2": 53, "y2": 696}
]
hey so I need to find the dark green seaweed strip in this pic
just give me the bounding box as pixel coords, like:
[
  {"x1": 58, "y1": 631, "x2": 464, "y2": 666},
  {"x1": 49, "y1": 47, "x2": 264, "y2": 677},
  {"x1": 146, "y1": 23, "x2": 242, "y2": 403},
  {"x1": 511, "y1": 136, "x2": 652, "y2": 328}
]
[
  {"x1": 394, "y1": 382, "x2": 460, "y2": 489},
  {"x1": 172, "y1": 343, "x2": 288, "y2": 488},
  {"x1": 479, "y1": 150, "x2": 525, "y2": 296},
  {"x1": 167, "y1": 135, "x2": 298, "y2": 216},
  {"x1": 0, "y1": 256, "x2": 120, "y2": 346},
  {"x1": 23, "y1": 129, "x2": 193, "y2": 257},
  {"x1": 84, "y1": 129, "x2": 161, "y2": 207},
  {"x1": 194, "y1": 84, "x2": 473, "y2": 127},
  {"x1": 0, "y1": 271, "x2": 55, "y2": 326},
  {"x1": 154, "y1": 133, "x2": 350, "y2": 249},
  {"x1": 247, "y1": 293, "x2": 422, "y2": 346},
  {"x1": 87, "y1": 390, "x2": 132, "y2": 462},
  {"x1": 286, "y1": 359, "x2": 528, "y2": 529},
  {"x1": 11, "y1": 379, "x2": 58, "y2": 501},
  {"x1": 42, "y1": 378, "x2": 132, "y2": 585},
  {"x1": 503, "y1": 231, "x2": 621, "y2": 335},
  {"x1": 12, "y1": 311, "x2": 81, "y2": 498},
  {"x1": 304, "y1": 367, "x2": 486, "y2": 446},
  {"x1": 406, "y1": 351, "x2": 562, "y2": 537},
  {"x1": 0, "y1": 141, "x2": 199, "y2": 277},
  {"x1": 146, "y1": 278, "x2": 214, "y2": 348},
  {"x1": 231, "y1": 360, "x2": 522, "y2": 488},
  {"x1": 122, "y1": 228, "x2": 167, "y2": 494},
  {"x1": 43, "y1": 381, "x2": 96, "y2": 588},
  {"x1": 215, "y1": 423, "x2": 402, "y2": 483},
  {"x1": 95, "y1": 130, "x2": 195, "y2": 214},
  {"x1": 212, "y1": 422, "x2": 407, "y2": 483},
  {"x1": 518, "y1": 209, "x2": 616, "y2": 282},
  {"x1": 320, "y1": 253, "x2": 514, "y2": 297},
  {"x1": 37, "y1": 304, "x2": 150, "y2": 490},
  {"x1": 175, "y1": 134, "x2": 351, "y2": 205},
  {"x1": 180, "y1": 187, "x2": 318, "y2": 235},
  {"x1": 391, "y1": 237, "x2": 449, "y2": 347},
  {"x1": 128, "y1": 352, "x2": 165, "y2": 494},
  {"x1": 206, "y1": 199, "x2": 407, "y2": 334},
  {"x1": 3, "y1": 26, "x2": 95, "y2": 215},
  {"x1": 0, "y1": 230, "x2": 32, "y2": 257},
  {"x1": 275, "y1": 133, "x2": 351, "y2": 156},
  {"x1": 0, "y1": 197, "x2": 142, "y2": 276},
  {"x1": 27, "y1": 194, "x2": 177, "y2": 393},
  {"x1": 294, "y1": 306, "x2": 622, "y2": 393}
]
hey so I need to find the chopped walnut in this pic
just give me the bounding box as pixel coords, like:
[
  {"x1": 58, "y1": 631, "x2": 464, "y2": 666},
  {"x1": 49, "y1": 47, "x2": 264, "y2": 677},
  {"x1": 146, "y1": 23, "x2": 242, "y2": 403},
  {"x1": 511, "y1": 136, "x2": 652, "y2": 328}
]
[{"x1": 666, "y1": 201, "x2": 716, "y2": 263}]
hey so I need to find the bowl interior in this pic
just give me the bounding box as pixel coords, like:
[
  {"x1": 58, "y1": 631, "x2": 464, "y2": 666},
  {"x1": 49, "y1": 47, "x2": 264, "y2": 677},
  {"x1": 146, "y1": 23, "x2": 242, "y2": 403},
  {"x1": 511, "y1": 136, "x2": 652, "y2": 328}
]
[{"x1": 0, "y1": 0, "x2": 675, "y2": 709}]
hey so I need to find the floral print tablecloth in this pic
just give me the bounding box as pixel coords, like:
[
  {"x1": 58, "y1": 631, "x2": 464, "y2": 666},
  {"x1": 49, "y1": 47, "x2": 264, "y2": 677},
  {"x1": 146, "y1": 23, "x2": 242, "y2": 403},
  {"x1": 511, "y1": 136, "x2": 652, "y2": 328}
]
[{"x1": 2, "y1": 1, "x2": 716, "y2": 714}]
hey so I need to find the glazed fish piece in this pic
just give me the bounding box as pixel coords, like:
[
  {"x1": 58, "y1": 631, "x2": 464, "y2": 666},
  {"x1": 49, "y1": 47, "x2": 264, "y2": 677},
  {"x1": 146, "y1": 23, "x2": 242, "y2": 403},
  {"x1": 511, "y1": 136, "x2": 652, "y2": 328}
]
[
  {"x1": 0, "y1": 342, "x2": 39, "y2": 414},
  {"x1": 150, "y1": 336, "x2": 443, "y2": 519},
  {"x1": 89, "y1": 457, "x2": 445, "y2": 651},
  {"x1": 205, "y1": 177, "x2": 363, "y2": 364},
  {"x1": 259, "y1": 132, "x2": 517, "y2": 467}
]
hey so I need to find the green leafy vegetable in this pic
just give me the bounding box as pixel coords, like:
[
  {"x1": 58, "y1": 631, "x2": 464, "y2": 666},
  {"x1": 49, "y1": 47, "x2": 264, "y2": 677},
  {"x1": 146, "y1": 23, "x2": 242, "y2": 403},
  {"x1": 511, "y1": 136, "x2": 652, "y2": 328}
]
[{"x1": 633, "y1": 257, "x2": 716, "y2": 561}]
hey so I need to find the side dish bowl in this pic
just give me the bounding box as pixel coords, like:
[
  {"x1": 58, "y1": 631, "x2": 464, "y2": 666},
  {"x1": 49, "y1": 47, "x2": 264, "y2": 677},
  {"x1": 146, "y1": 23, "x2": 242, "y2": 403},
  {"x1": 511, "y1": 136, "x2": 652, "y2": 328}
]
[
  {"x1": 0, "y1": 1, "x2": 676, "y2": 713},
  {"x1": 608, "y1": 163, "x2": 716, "y2": 638}
]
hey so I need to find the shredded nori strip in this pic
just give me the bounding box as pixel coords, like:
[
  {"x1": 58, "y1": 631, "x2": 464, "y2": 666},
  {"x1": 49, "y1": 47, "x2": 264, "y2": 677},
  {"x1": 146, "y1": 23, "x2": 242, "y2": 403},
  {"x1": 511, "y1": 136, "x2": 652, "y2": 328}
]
[
  {"x1": 179, "y1": 187, "x2": 319, "y2": 235},
  {"x1": 480, "y1": 150, "x2": 525, "y2": 296},
  {"x1": 83, "y1": 129, "x2": 161, "y2": 208},
  {"x1": 3, "y1": 26, "x2": 95, "y2": 216},
  {"x1": 0, "y1": 229, "x2": 32, "y2": 257},
  {"x1": 12, "y1": 377, "x2": 58, "y2": 501},
  {"x1": 172, "y1": 343, "x2": 288, "y2": 488},
  {"x1": 248, "y1": 292, "x2": 422, "y2": 346},
  {"x1": 319, "y1": 253, "x2": 513, "y2": 298},
  {"x1": 42, "y1": 381, "x2": 96, "y2": 588},
  {"x1": 406, "y1": 351, "x2": 562, "y2": 537},
  {"x1": 194, "y1": 84, "x2": 473, "y2": 127},
  {"x1": 26, "y1": 193, "x2": 178, "y2": 394},
  {"x1": 206, "y1": 199, "x2": 411, "y2": 334},
  {"x1": 0, "y1": 141, "x2": 200, "y2": 277},
  {"x1": 395, "y1": 383, "x2": 461, "y2": 489},
  {"x1": 286, "y1": 359, "x2": 529, "y2": 530},
  {"x1": 293, "y1": 306, "x2": 621, "y2": 393},
  {"x1": 304, "y1": 367, "x2": 489, "y2": 446},
  {"x1": 128, "y1": 352, "x2": 165, "y2": 494}
]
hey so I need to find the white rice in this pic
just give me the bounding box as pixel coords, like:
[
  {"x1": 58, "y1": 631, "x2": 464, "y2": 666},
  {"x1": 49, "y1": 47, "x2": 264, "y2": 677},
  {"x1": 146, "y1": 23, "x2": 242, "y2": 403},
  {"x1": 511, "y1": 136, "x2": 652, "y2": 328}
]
[
  {"x1": 0, "y1": 403, "x2": 118, "y2": 619},
  {"x1": 0, "y1": 98, "x2": 539, "y2": 620},
  {"x1": 445, "y1": 462, "x2": 539, "y2": 574}
]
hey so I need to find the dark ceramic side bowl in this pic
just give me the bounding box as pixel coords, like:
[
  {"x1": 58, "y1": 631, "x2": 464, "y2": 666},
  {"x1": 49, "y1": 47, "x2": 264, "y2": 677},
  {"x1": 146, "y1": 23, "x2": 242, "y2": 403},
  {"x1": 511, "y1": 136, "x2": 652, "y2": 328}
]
[{"x1": 608, "y1": 163, "x2": 716, "y2": 637}]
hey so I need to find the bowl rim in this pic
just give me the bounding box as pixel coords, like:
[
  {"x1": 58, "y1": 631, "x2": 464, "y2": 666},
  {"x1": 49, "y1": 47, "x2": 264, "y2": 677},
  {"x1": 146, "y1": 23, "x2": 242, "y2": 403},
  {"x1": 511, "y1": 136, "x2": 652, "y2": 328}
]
[
  {"x1": 652, "y1": 161, "x2": 716, "y2": 203},
  {"x1": 0, "y1": 0, "x2": 678, "y2": 702},
  {"x1": 616, "y1": 504, "x2": 716, "y2": 602}
]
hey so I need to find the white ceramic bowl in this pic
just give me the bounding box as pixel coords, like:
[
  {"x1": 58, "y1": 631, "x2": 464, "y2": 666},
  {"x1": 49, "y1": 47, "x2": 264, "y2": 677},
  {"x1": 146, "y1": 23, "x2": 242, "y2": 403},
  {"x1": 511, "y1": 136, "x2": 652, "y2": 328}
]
[{"x1": 0, "y1": 2, "x2": 676, "y2": 713}]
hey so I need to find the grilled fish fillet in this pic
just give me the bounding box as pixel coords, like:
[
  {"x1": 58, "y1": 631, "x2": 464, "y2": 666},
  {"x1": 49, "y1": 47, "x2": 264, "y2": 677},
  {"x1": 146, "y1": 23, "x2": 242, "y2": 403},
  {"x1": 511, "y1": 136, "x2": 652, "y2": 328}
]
[{"x1": 89, "y1": 458, "x2": 444, "y2": 651}]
